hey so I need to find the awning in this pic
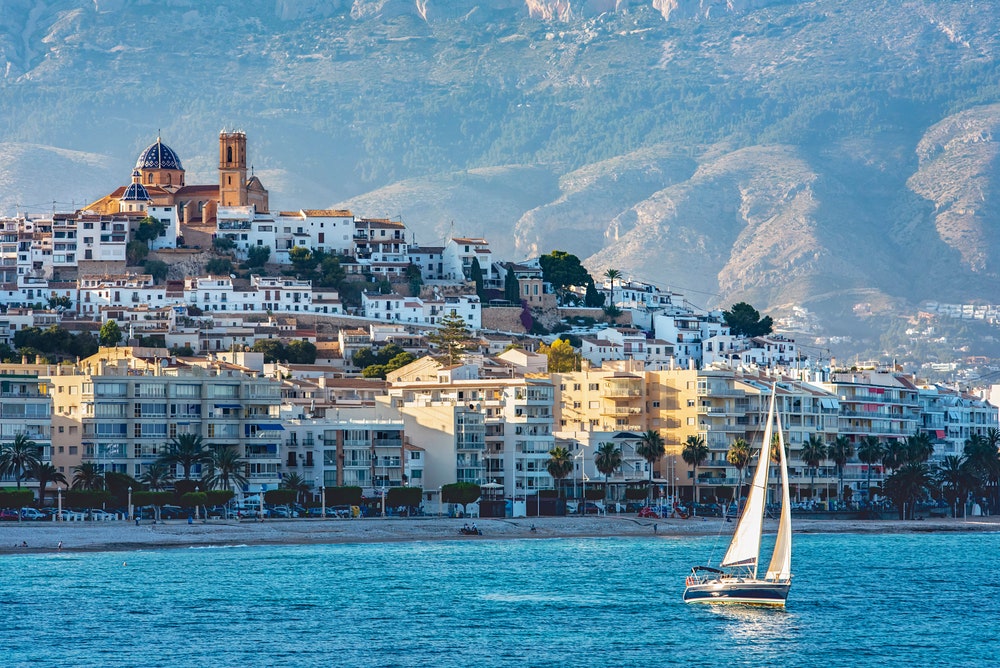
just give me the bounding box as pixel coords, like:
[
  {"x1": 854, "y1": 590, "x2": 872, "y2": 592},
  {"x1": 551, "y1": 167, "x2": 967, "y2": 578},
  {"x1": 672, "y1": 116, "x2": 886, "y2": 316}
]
[
  {"x1": 214, "y1": 403, "x2": 242, "y2": 409},
  {"x1": 255, "y1": 423, "x2": 285, "y2": 431},
  {"x1": 935, "y1": 430, "x2": 945, "y2": 439}
]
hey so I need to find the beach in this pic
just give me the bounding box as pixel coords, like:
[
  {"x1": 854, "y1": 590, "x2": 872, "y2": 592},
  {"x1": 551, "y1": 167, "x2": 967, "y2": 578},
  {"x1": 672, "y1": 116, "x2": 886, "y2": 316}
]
[{"x1": 2, "y1": 514, "x2": 998, "y2": 554}]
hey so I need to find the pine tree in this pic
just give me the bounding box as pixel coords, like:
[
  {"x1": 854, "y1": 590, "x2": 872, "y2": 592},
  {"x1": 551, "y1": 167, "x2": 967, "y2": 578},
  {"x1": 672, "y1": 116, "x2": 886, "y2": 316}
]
[{"x1": 427, "y1": 312, "x2": 475, "y2": 365}]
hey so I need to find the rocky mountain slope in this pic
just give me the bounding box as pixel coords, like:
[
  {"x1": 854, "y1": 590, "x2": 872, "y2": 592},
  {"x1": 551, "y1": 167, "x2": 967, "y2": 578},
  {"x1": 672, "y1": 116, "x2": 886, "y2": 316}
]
[{"x1": 0, "y1": 0, "x2": 998, "y2": 338}]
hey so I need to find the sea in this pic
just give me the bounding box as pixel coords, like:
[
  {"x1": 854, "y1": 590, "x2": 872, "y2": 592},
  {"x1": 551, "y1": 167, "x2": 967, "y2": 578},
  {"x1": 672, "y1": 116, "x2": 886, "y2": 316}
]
[{"x1": 2, "y1": 531, "x2": 998, "y2": 667}]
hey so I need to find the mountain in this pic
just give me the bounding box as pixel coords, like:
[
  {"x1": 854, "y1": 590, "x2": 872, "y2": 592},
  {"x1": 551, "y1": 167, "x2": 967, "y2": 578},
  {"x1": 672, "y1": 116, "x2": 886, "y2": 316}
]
[{"x1": 1, "y1": 0, "x2": 999, "y2": 347}]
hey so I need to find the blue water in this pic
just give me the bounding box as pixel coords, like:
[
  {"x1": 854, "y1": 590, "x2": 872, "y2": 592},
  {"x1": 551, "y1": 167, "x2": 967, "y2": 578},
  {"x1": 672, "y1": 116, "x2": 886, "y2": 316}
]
[{"x1": 2, "y1": 532, "x2": 998, "y2": 667}]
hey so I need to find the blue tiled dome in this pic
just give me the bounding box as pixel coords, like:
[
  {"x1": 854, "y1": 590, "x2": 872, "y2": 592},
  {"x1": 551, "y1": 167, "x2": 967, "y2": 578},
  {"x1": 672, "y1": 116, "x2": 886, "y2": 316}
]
[
  {"x1": 135, "y1": 138, "x2": 183, "y2": 170},
  {"x1": 122, "y1": 182, "x2": 150, "y2": 201}
]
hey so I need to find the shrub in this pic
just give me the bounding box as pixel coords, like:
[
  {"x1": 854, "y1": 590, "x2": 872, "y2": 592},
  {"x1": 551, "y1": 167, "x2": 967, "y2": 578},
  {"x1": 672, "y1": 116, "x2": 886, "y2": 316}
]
[
  {"x1": 325, "y1": 486, "x2": 363, "y2": 506},
  {"x1": 624, "y1": 486, "x2": 650, "y2": 501},
  {"x1": 205, "y1": 490, "x2": 235, "y2": 506},
  {"x1": 0, "y1": 489, "x2": 34, "y2": 508},
  {"x1": 386, "y1": 487, "x2": 423, "y2": 508},
  {"x1": 65, "y1": 489, "x2": 112, "y2": 508},
  {"x1": 179, "y1": 492, "x2": 208, "y2": 509}
]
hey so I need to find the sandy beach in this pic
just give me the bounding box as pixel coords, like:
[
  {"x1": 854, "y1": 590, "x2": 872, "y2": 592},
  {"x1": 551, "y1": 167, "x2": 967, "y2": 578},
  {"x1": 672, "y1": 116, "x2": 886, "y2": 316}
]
[{"x1": 2, "y1": 514, "x2": 998, "y2": 555}]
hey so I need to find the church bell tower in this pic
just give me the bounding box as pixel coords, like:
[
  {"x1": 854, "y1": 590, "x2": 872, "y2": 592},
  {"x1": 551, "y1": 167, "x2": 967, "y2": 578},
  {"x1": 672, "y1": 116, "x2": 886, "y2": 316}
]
[{"x1": 219, "y1": 130, "x2": 248, "y2": 207}]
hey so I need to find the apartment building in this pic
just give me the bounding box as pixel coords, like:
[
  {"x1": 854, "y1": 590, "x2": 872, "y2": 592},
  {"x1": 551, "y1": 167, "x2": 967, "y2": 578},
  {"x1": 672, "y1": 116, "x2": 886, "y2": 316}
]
[
  {"x1": 386, "y1": 360, "x2": 556, "y2": 511},
  {"x1": 0, "y1": 362, "x2": 53, "y2": 490},
  {"x1": 44, "y1": 347, "x2": 283, "y2": 491}
]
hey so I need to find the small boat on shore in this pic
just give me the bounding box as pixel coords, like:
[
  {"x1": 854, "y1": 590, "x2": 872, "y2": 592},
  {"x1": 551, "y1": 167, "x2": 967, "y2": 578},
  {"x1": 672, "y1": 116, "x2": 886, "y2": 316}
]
[{"x1": 683, "y1": 386, "x2": 792, "y2": 606}]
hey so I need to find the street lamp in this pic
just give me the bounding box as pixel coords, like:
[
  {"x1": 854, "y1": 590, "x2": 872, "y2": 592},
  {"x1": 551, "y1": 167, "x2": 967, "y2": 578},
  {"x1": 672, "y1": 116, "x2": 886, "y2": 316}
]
[
  {"x1": 194, "y1": 485, "x2": 200, "y2": 521},
  {"x1": 57, "y1": 484, "x2": 63, "y2": 522},
  {"x1": 127, "y1": 486, "x2": 133, "y2": 522}
]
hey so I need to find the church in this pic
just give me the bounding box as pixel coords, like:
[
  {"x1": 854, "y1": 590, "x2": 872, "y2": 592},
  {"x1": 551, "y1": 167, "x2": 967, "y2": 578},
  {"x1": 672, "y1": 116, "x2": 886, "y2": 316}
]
[{"x1": 85, "y1": 130, "x2": 270, "y2": 234}]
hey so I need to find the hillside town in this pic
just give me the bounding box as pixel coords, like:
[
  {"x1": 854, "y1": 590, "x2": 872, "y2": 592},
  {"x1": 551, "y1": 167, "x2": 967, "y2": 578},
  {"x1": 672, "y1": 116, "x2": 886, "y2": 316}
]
[{"x1": 1, "y1": 132, "x2": 998, "y2": 519}]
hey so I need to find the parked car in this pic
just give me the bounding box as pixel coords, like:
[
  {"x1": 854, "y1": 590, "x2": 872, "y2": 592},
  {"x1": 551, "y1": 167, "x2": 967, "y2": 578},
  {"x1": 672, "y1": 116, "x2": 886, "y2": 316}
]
[
  {"x1": 20, "y1": 508, "x2": 47, "y2": 521},
  {"x1": 87, "y1": 509, "x2": 115, "y2": 521},
  {"x1": 0, "y1": 509, "x2": 20, "y2": 521},
  {"x1": 577, "y1": 502, "x2": 602, "y2": 515},
  {"x1": 637, "y1": 506, "x2": 661, "y2": 519},
  {"x1": 159, "y1": 505, "x2": 184, "y2": 520}
]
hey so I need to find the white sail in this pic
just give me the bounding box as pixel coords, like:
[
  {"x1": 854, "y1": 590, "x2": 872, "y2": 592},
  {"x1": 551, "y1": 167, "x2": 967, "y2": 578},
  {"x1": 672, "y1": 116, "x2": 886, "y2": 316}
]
[
  {"x1": 720, "y1": 390, "x2": 776, "y2": 573},
  {"x1": 765, "y1": 410, "x2": 793, "y2": 582}
]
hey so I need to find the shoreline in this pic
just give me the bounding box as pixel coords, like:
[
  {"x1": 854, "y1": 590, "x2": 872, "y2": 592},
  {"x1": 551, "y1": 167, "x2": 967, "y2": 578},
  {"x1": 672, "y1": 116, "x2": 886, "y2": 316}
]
[{"x1": 3, "y1": 515, "x2": 999, "y2": 555}]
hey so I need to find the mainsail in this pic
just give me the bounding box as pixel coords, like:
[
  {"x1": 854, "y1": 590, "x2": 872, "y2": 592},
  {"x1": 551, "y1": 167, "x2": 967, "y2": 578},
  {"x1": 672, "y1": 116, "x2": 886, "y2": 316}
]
[
  {"x1": 766, "y1": 410, "x2": 792, "y2": 581},
  {"x1": 720, "y1": 390, "x2": 776, "y2": 574}
]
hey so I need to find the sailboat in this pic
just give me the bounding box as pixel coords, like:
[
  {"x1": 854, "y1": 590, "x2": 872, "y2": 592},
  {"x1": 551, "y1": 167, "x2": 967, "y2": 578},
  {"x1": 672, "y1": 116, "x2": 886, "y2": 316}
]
[{"x1": 683, "y1": 386, "x2": 792, "y2": 606}]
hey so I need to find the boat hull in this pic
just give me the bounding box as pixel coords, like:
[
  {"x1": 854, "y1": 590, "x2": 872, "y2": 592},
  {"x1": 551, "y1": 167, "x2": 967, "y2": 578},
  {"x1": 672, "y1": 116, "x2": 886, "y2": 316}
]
[{"x1": 683, "y1": 580, "x2": 791, "y2": 606}]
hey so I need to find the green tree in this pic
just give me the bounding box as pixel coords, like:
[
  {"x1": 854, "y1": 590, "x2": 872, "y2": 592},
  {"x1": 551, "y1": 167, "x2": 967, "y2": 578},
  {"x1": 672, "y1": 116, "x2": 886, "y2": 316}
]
[
  {"x1": 603, "y1": 268, "x2": 621, "y2": 308},
  {"x1": 441, "y1": 482, "x2": 480, "y2": 516},
  {"x1": 71, "y1": 462, "x2": 105, "y2": 491},
  {"x1": 280, "y1": 472, "x2": 312, "y2": 505},
  {"x1": 935, "y1": 455, "x2": 972, "y2": 516},
  {"x1": 593, "y1": 442, "x2": 622, "y2": 493},
  {"x1": 138, "y1": 463, "x2": 174, "y2": 491},
  {"x1": 0, "y1": 433, "x2": 41, "y2": 489},
  {"x1": 126, "y1": 240, "x2": 149, "y2": 265},
  {"x1": 247, "y1": 245, "x2": 271, "y2": 268},
  {"x1": 828, "y1": 436, "x2": 855, "y2": 502},
  {"x1": 638, "y1": 430, "x2": 667, "y2": 504},
  {"x1": 503, "y1": 267, "x2": 520, "y2": 303},
  {"x1": 143, "y1": 259, "x2": 169, "y2": 283},
  {"x1": 206, "y1": 258, "x2": 233, "y2": 275},
  {"x1": 134, "y1": 216, "x2": 166, "y2": 243},
  {"x1": 800, "y1": 433, "x2": 828, "y2": 502},
  {"x1": 47, "y1": 295, "x2": 73, "y2": 310},
  {"x1": 285, "y1": 340, "x2": 317, "y2": 364},
  {"x1": 203, "y1": 447, "x2": 247, "y2": 492},
  {"x1": 212, "y1": 236, "x2": 236, "y2": 252},
  {"x1": 884, "y1": 463, "x2": 932, "y2": 519},
  {"x1": 252, "y1": 339, "x2": 285, "y2": 363},
  {"x1": 99, "y1": 320, "x2": 123, "y2": 347},
  {"x1": 25, "y1": 461, "x2": 66, "y2": 505},
  {"x1": 540, "y1": 338, "x2": 579, "y2": 372},
  {"x1": 857, "y1": 436, "x2": 886, "y2": 501},
  {"x1": 726, "y1": 437, "x2": 751, "y2": 510},
  {"x1": 539, "y1": 250, "x2": 594, "y2": 304},
  {"x1": 158, "y1": 434, "x2": 210, "y2": 480},
  {"x1": 722, "y1": 302, "x2": 774, "y2": 337},
  {"x1": 289, "y1": 246, "x2": 316, "y2": 275},
  {"x1": 584, "y1": 278, "x2": 605, "y2": 308},
  {"x1": 406, "y1": 263, "x2": 424, "y2": 297},
  {"x1": 680, "y1": 434, "x2": 708, "y2": 507},
  {"x1": 545, "y1": 446, "x2": 574, "y2": 496},
  {"x1": 963, "y1": 433, "x2": 1000, "y2": 510},
  {"x1": 469, "y1": 256, "x2": 485, "y2": 298},
  {"x1": 427, "y1": 312, "x2": 475, "y2": 365}
]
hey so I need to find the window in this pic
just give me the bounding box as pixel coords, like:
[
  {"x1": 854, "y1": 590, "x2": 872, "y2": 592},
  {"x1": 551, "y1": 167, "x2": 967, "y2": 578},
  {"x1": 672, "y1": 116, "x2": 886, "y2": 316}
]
[{"x1": 589, "y1": 383, "x2": 599, "y2": 391}]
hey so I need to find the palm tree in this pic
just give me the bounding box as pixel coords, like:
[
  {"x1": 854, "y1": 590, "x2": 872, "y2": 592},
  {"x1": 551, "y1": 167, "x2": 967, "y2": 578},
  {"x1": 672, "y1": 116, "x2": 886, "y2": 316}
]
[
  {"x1": 204, "y1": 447, "x2": 248, "y2": 492},
  {"x1": 158, "y1": 433, "x2": 210, "y2": 480},
  {"x1": 280, "y1": 472, "x2": 311, "y2": 505},
  {"x1": 71, "y1": 462, "x2": 105, "y2": 490},
  {"x1": 0, "y1": 433, "x2": 41, "y2": 488},
  {"x1": 883, "y1": 462, "x2": 931, "y2": 520},
  {"x1": 936, "y1": 455, "x2": 972, "y2": 517},
  {"x1": 603, "y1": 268, "x2": 622, "y2": 309},
  {"x1": 905, "y1": 432, "x2": 935, "y2": 465},
  {"x1": 726, "y1": 438, "x2": 751, "y2": 511},
  {"x1": 680, "y1": 434, "x2": 708, "y2": 507},
  {"x1": 546, "y1": 447, "x2": 574, "y2": 497},
  {"x1": 139, "y1": 463, "x2": 175, "y2": 491},
  {"x1": 636, "y1": 430, "x2": 666, "y2": 505},
  {"x1": 964, "y1": 433, "x2": 1000, "y2": 512},
  {"x1": 800, "y1": 433, "x2": 828, "y2": 503},
  {"x1": 882, "y1": 439, "x2": 907, "y2": 474},
  {"x1": 857, "y1": 436, "x2": 885, "y2": 503},
  {"x1": 828, "y1": 436, "x2": 854, "y2": 503},
  {"x1": 25, "y1": 461, "x2": 66, "y2": 506},
  {"x1": 593, "y1": 442, "x2": 622, "y2": 500}
]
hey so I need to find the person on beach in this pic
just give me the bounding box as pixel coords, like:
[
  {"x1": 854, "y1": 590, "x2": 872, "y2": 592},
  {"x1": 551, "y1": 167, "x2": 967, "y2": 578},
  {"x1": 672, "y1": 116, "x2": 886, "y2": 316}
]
[{"x1": 58, "y1": 541, "x2": 63, "y2": 551}]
